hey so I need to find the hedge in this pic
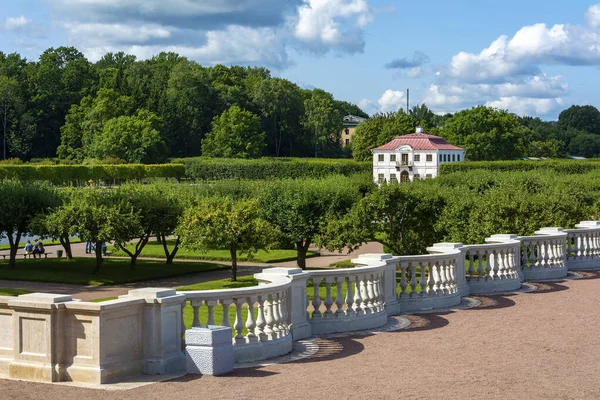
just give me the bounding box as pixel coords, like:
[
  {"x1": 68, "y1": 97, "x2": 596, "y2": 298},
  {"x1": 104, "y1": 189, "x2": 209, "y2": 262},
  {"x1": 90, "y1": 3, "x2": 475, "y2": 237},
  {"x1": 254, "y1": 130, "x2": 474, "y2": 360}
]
[
  {"x1": 439, "y1": 159, "x2": 600, "y2": 175},
  {"x1": 0, "y1": 164, "x2": 185, "y2": 183},
  {"x1": 173, "y1": 157, "x2": 371, "y2": 180}
]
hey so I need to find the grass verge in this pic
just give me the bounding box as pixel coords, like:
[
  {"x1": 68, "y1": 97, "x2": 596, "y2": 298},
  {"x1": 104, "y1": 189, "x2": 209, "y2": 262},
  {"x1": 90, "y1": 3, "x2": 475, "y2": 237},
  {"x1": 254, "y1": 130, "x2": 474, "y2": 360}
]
[
  {"x1": 0, "y1": 288, "x2": 33, "y2": 296},
  {"x1": 0, "y1": 257, "x2": 228, "y2": 286},
  {"x1": 110, "y1": 239, "x2": 318, "y2": 263}
]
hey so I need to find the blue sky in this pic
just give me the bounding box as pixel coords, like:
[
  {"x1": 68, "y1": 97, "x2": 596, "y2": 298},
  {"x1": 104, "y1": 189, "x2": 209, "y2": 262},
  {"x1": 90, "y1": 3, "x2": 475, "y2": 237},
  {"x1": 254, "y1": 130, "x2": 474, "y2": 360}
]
[{"x1": 1, "y1": 0, "x2": 600, "y2": 119}]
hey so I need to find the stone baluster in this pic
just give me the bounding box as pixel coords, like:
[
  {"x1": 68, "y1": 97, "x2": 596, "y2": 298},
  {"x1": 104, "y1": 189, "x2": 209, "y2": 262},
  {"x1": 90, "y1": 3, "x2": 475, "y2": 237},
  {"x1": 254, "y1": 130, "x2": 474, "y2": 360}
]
[
  {"x1": 233, "y1": 299, "x2": 245, "y2": 344},
  {"x1": 467, "y1": 253, "x2": 475, "y2": 281},
  {"x1": 360, "y1": 276, "x2": 370, "y2": 314},
  {"x1": 271, "y1": 293, "x2": 281, "y2": 338},
  {"x1": 399, "y1": 263, "x2": 408, "y2": 296},
  {"x1": 279, "y1": 291, "x2": 289, "y2": 334},
  {"x1": 420, "y1": 262, "x2": 428, "y2": 295},
  {"x1": 311, "y1": 278, "x2": 322, "y2": 318},
  {"x1": 245, "y1": 296, "x2": 257, "y2": 343},
  {"x1": 192, "y1": 302, "x2": 201, "y2": 327},
  {"x1": 575, "y1": 234, "x2": 582, "y2": 259},
  {"x1": 529, "y1": 242, "x2": 537, "y2": 268},
  {"x1": 221, "y1": 299, "x2": 232, "y2": 327},
  {"x1": 345, "y1": 278, "x2": 355, "y2": 317},
  {"x1": 353, "y1": 276, "x2": 363, "y2": 315},
  {"x1": 373, "y1": 273, "x2": 382, "y2": 310},
  {"x1": 206, "y1": 300, "x2": 216, "y2": 325},
  {"x1": 485, "y1": 250, "x2": 493, "y2": 280},
  {"x1": 410, "y1": 263, "x2": 418, "y2": 295},
  {"x1": 323, "y1": 278, "x2": 334, "y2": 318},
  {"x1": 366, "y1": 275, "x2": 375, "y2": 312},
  {"x1": 448, "y1": 259, "x2": 456, "y2": 289},
  {"x1": 566, "y1": 235, "x2": 573, "y2": 260},
  {"x1": 335, "y1": 277, "x2": 345, "y2": 317},
  {"x1": 255, "y1": 296, "x2": 266, "y2": 342},
  {"x1": 438, "y1": 260, "x2": 448, "y2": 294},
  {"x1": 477, "y1": 252, "x2": 484, "y2": 279},
  {"x1": 264, "y1": 294, "x2": 275, "y2": 340}
]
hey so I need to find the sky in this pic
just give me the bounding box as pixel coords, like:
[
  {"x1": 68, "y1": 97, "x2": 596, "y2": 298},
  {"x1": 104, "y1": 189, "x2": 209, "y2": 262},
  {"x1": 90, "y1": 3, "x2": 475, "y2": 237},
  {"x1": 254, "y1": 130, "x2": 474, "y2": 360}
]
[{"x1": 1, "y1": 0, "x2": 600, "y2": 120}]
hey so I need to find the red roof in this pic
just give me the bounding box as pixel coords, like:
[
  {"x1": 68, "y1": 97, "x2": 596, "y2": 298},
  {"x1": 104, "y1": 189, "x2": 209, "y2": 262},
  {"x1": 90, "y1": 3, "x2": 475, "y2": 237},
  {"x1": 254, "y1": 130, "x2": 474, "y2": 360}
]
[{"x1": 373, "y1": 132, "x2": 464, "y2": 151}]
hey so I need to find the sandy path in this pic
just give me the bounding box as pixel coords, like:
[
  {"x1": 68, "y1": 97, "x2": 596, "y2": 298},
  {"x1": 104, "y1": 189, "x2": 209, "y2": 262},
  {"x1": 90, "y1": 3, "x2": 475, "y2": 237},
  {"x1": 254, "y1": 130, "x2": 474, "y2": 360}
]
[{"x1": 2, "y1": 271, "x2": 600, "y2": 399}]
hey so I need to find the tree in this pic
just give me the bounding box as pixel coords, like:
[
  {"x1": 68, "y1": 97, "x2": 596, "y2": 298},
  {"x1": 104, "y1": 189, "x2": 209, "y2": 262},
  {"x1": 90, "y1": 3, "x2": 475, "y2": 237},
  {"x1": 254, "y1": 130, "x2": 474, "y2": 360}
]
[
  {"x1": 303, "y1": 90, "x2": 343, "y2": 157},
  {"x1": 320, "y1": 183, "x2": 446, "y2": 256},
  {"x1": 201, "y1": 105, "x2": 265, "y2": 158},
  {"x1": 558, "y1": 105, "x2": 600, "y2": 135},
  {"x1": 253, "y1": 78, "x2": 304, "y2": 157},
  {"x1": 568, "y1": 132, "x2": 600, "y2": 158},
  {"x1": 89, "y1": 109, "x2": 166, "y2": 163},
  {"x1": 351, "y1": 112, "x2": 417, "y2": 161},
  {"x1": 178, "y1": 197, "x2": 276, "y2": 281},
  {"x1": 333, "y1": 100, "x2": 369, "y2": 119},
  {"x1": 259, "y1": 177, "x2": 360, "y2": 269},
  {"x1": 69, "y1": 190, "x2": 142, "y2": 274},
  {"x1": 527, "y1": 139, "x2": 565, "y2": 158},
  {"x1": 0, "y1": 76, "x2": 21, "y2": 160},
  {"x1": 0, "y1": 181, "x2": 57, "y2": 268},
  {"x1": 442, "y1": 106, "x2": 528, "y2": 161},
  {"x1": 32, "y1": 189, "x2": 78, "y2": 260}
]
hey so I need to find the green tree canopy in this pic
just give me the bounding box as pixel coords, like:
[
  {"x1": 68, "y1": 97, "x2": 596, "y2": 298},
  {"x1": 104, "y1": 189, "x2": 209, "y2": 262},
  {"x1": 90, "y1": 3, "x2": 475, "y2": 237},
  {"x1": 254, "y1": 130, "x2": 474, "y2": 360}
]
[
  {"x1": 201, "y1": 105, "x2": 266, "y2": 158},
  {"x1": 558, "y1": 105, "x2": 600, "y2": 135},
  {"x1": 88, "y1": 109, "x2": 166, "y2": 163},
  {"x1": 351, "y1": 112, "x2": 417, "y2": 161},
  {"x1": 442, "y1": 106, "x2": 529, "y2": 161}
]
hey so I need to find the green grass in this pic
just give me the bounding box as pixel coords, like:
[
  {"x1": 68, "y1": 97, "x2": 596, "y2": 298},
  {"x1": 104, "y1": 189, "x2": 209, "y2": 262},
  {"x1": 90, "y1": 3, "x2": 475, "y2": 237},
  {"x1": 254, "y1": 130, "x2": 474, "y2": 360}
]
[
  {"x1": 329, "y1": 259, "x2": 354, "y2": 268},
  {"x1": 0, "y1": 288, "x2": 33, "y2": 296},
  {"x1": 110, "y1": 239, "x2": 318, "y2": 263},
  {"x1": 0, "y1": 238, "x2": 75, "y2": 252},
  {"x1": 0, "y1": 257, "x2": 228, "y2": 286}
]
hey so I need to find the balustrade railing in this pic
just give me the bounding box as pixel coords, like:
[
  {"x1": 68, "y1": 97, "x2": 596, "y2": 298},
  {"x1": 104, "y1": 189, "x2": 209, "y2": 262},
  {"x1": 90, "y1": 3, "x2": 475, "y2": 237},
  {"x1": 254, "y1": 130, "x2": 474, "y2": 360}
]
[
  {"x1": 463, "y1": 243, "x2": 520, "y2": 282},
  {"x1": 395, "y1": 254, "x2": 459, "y2": 298},
  {"x1": 178, "y1": 275, "x2": 292, "y2": 362},
  {"x1": 565, "y1": 222, "x2": 600, "y2": 269},
  {"x1": 519, "y1": 228, "x2": 567, "y2": 280},
  {"x1": 306, "y1": 266, "x2": 387, "y2": 334}
]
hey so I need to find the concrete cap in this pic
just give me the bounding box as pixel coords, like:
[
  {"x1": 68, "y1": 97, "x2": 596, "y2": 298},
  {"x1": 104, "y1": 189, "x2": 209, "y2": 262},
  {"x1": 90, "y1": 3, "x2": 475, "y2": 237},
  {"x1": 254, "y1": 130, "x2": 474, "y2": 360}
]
[
  {"x1": 429, "y1": 242, "x2": 464, "y2": 249},
  {"x1": 486, "y1": 234, "x2": 519, "y2": 243},
  {"x1": 127, "y1": 288, "x2": 177, "y2": 299},
  {"x1": 576, "y1": 221, "x2": 600, "y2": 228},
  {"x1": 260, "y1": 267, "x2": 303, "y2": 275},
  {"x1": 15, "y1": 293, "x2": 73, "y2": 303}
]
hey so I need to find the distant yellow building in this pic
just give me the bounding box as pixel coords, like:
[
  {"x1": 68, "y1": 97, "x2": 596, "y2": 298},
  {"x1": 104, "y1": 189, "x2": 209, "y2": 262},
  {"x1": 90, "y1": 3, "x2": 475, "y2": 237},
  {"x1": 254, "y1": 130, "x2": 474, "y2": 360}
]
[{"x1": 340, "y1": 114, "x2": 366, "y2": 147}]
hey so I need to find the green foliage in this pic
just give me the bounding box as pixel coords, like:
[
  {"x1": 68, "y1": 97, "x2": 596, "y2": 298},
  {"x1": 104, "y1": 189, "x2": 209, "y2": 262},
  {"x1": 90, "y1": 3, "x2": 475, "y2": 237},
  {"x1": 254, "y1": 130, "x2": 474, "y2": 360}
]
[
  {"x1": 558, "y1": 105, "x2": 600, "y2": 135},
  {"x1": 258, "y1": 176, "x2": 361, "y2": 268},
  {"x1": 178, "y1": 197, "x2": 277, "y2": 280},
  {"x1": 569, "y1": 132, "x2": 600, "y2": 158},
  {"x1": 439, "y1": 159, "x2": 600, "y2": 175},
  {"x1": 0, "y1": 163, "x2": 185, "y2": 183},
  {"x1": 442, "y1": 106, "x2": 528, "y2": 160},
  {"x1": 351, "y1": 112, "x2": 417, "y2": 161},
  {"x1": 177, "y1": 157, "x2": 370, "y2": 180},
  {"x1": 201, "y1": 105, "x2": 265, "y2": 158},
  {"x1": 303, "y1": 89, "x2": 344, "y2": 157}
]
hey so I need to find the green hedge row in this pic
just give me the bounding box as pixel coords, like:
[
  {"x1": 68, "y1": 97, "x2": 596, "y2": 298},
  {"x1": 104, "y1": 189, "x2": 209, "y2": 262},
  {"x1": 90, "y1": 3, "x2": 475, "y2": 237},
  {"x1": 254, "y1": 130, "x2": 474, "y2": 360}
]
[
  {"x1": 173, "y1": 157, "x2": 371, "y2": 180},
  {"x1": 439, "y1": 159, "x2": 600, "y2": 175},
  {"x1": 0, "y1": 164, "x2": 185, "y2": 183}
]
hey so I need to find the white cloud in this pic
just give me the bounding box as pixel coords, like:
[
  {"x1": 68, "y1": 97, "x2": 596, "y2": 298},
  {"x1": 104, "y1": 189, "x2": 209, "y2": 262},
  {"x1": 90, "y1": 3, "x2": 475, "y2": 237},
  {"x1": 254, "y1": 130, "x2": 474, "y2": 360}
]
[
  {"x1": 378, "y1": 89, "x2": 405, "y2": 113},
  {"x1": 292, "y1": 0, "x2": 374, "y2": 53},
  {"x1": 420, "y1": 3, "x2": 600, "y2": 117},
  {"x1": 49, "y1": 0, "x2": 376, "y2": 68},
  {"x1": 358, "y1": 98, "x2": 376, "y2": 115},
  {"x1": 3, "y1": 16, "x2": 29, "y2": 30}
]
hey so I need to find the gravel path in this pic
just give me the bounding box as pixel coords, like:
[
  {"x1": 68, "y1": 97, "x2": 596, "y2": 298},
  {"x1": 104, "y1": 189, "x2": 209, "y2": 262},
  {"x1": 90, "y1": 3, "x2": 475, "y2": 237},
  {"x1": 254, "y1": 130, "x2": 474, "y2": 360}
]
[{"x1": 3, "y1": 271, "x2": 600, "y2": 399}]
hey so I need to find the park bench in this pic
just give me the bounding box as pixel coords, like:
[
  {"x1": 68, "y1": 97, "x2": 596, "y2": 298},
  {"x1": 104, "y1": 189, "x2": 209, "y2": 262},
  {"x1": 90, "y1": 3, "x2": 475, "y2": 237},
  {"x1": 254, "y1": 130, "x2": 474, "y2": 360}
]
[{"x1": 0, "y1": 253, "x2": 53, "y2": 259}]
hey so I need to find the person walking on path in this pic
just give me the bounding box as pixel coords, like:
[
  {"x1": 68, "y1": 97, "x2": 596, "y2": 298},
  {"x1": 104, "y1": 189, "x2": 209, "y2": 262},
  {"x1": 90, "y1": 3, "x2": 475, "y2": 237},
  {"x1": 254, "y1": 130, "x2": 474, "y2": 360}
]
[
  {"x1": 32, "y1": 239, "x2": 45, "y2": 258},
  {"x1": 85, "y1": 240, "x2": 92, "y2": 254}
]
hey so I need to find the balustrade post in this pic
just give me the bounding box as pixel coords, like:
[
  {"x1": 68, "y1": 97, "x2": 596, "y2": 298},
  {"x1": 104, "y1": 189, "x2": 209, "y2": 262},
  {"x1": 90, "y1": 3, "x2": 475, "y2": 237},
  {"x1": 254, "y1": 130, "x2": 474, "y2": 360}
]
[
  {"x1": 485, "y1": 234, "x2": 523, "y2": 282},
  {"x1": 428, "y1": 243, "x2": 466, "y2": 296}
]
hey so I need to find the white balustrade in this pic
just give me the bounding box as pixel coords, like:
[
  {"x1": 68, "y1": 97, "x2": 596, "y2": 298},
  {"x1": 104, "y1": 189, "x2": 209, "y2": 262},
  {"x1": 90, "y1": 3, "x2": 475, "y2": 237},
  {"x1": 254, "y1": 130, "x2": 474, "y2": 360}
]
[
  {"x1": 565, "y1": 221, "x2": 600, "y2": 270},
  {"x1": 179, "y1": 273, "x2": 293, "y2": 363},
  {"x1": 462, "y1": 241, "x2": 521, "y2": 294},
  {"x1": 307, "y1": 265, "x2": 387, "y2": 334},
  {"x1": 519, "y1": 227, "x2": 567, "y2": 280}
]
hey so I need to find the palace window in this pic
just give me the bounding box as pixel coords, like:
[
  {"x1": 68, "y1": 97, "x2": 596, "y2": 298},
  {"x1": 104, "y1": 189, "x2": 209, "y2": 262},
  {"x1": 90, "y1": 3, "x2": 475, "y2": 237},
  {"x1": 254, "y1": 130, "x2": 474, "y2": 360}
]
[
  {"x1": 457, "y1": 154, "x2": 461, "y2": 161},
  {"x1": 390, "y1": 174, "x2": 397, "y2": 183},
  {"x1": 390, "y1": 154, "x2": 396, "y2": 162},
  {"x1": 452, "y1": 154, "x2": 456, "y2": 162},
  {"x1": 378, "y1": 154, "x2": 384, "y2": 162},
  {"x1": 426, "y1": 174, "x2": 432, "y2": 179},
  {"x1": 414, "y1": 174, "x2": 421, "y2": 180},
  {"x1": 426, "y1": 154, "x2": 432, "y2": 162},
  {"x1": 414, "y1": 154, "x2": 420, "y2": 162},
  {"x1": 378, "y1": 174, "x2": 385, "y2": 184}
]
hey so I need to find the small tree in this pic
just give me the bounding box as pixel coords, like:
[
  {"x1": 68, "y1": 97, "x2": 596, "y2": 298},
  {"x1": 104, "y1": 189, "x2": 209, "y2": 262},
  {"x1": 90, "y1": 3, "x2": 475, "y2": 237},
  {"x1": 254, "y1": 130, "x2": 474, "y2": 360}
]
[
  {"x1": 69, "y1": 191, "x2": 142, "y2": 273},
  {"x1": 259, "y1": 176, "x2": 360, "y2": 269},
  {"x1": 320, "y1": 183, "x2": 446, "y2": 256},
  {"x1": 0, "y1": 180, "x2": 57, "y2": 268},
  {"x1": 178, "y1": 197, "x2": 276, "y2": 281}
]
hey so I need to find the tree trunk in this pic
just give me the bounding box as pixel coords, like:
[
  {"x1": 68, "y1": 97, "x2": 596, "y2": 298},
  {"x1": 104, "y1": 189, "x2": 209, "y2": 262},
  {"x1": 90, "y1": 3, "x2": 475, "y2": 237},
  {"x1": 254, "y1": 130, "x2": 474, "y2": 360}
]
[
  {"x1": 92, "y1": 241, "x2": 103, "y2": 274},
  {"x1": 60, "y1": 236, "x2": 73, "y2": 260},
  {"x1": 7, "y1": 231, "x2": 20, "y2": 269},
  {"x1": 163, "y1": 235, "x2": 180, "y2": 264},
  {"x1": 130, "y1": 255, "x2": 137, "y2": 271},
  {"x1": 230, "y1": 246, "x2": 238, "y2": 281},
  {"x1": 296, "y1": 239, "x2": 311, "y2": 270}
]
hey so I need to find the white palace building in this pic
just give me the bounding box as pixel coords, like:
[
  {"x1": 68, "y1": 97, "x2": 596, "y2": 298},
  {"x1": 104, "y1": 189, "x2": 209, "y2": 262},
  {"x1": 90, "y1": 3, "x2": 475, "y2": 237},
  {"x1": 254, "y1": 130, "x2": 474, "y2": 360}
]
[{"x1": 372, "y1": 126, "x2": 465, "y2": 183}]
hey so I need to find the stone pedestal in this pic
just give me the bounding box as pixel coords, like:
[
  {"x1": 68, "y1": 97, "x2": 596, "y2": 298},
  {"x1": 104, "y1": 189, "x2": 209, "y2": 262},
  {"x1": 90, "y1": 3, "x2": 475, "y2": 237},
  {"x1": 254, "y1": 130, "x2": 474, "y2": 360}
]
[{"x1": 186, "y1": 326, "x2": 233, "y2": 376}]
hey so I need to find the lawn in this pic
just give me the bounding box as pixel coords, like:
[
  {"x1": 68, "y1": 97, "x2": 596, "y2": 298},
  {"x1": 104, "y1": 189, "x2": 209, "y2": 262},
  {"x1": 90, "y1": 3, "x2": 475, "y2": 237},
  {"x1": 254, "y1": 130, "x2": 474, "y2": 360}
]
[
  {"x1": 0, "y1": 258, "x2": 228, "y2": 286},
  {"x1": 0, "y1": 288, "x2": 33, "y2": 296},
  {"x1": 110, "y1": 239, "x2": 319, "y2": 263}
]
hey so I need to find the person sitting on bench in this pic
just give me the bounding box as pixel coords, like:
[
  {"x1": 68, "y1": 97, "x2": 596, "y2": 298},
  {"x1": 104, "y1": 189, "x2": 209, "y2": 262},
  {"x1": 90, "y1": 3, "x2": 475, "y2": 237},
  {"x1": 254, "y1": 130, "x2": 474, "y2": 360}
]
[
  {"x1": 32, "y1": 239, "x2": 45, "y2": 258},
  {"x1": 24, "y1": 240, "x2": 33, "y2": 256}
]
